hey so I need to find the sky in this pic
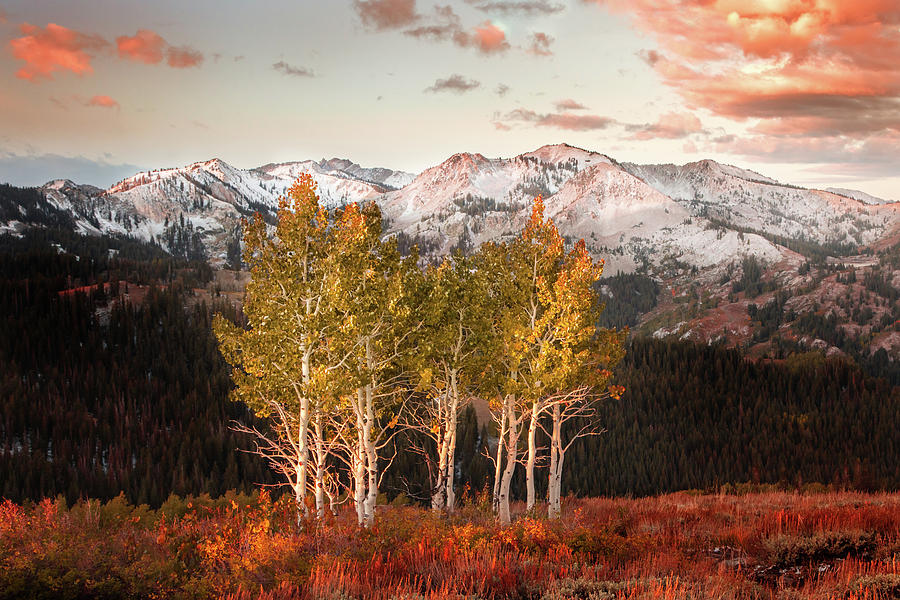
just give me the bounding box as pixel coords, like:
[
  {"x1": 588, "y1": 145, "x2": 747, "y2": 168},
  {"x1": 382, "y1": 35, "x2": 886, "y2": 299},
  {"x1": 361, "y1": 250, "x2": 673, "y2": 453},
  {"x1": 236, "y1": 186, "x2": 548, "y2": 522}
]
[{"x1": 0, "y1": 0, "x2": 898, "y2": 199}]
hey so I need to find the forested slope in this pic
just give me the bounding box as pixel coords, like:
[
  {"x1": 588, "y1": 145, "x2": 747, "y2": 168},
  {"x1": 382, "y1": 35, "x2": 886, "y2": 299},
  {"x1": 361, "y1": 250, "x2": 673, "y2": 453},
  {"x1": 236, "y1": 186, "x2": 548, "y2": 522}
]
[{"x1": 1, "y1": 228, "x2": 897, "y2": 507}]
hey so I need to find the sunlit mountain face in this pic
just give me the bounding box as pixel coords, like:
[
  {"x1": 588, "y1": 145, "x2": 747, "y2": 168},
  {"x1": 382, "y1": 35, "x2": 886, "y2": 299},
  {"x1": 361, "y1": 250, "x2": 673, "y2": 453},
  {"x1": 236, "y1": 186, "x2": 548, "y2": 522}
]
[{"x1": 3, "y1": 140, "x2": 898, "y2": 367}]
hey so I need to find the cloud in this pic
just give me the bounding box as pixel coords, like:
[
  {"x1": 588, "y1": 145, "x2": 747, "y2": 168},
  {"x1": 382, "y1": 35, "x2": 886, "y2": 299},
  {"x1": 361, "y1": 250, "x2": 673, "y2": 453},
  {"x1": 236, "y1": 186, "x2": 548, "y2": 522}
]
[
  {"x1": 0, "y1": 153, "x2": 143, "y2": 188},
  {"x1": 555, "y1": 98, "x2": 587, "y2": 111},
  {"x1": 425, "y1": 74, "x2": 481, "y2": 93},
  {"x1": 627, "y1": 111, "x2": 704, "y2": 140},
  {"x1": 166, "y1": 45, "x2": 203, "y2": 68},
  {"x1": 87, "y1": 95, "x2": 119, "y2": 109},
  {"x1": 355, "y1": 0, "x2": 419, "y2": 30},
  {"x1": 496, "y1": 83, "x2": 510, "y2": 96},
  {"x1": 116, "y1": 29, "x2": 203, "y2": 68},
  {"x1": 48, "y1": 94, "x2": 121, "y2": 110},
  {"x1": 499, "y1": 107, "x2": 616, "y2": 130},
  {"x1": 404, "y1": 7, "x2": 509, "y2": 54},
  {"x1": 714, "y1": 130, "x2": 900, "y2": 167},
  {"x1": 526, "y1": 31, "x2": 553, "y2": 55},
  {"x1": 471, "y1": 20, "x2": 510, "y2": 53},
  {"x1": 9, "y1": 23, "x2": 108, "y2": 81},
  {"x1": 404, "y1": 5, "x2": 463, "y2": 39},
  {"x1": 0, "y1": 8, "x2": 8, "y2": 24},
  {"x1": 116, "y1": 29, "x2": 165, "y2": 64},
  {"x1": 466, "y1": 0, "x2": 564, "y2": 15},
  {"x1": 587, "y1": 0, "x2": 900, "y2": 147},
  {"x1": 273, "y1": 60, "x2": 315, "y2": 77}
]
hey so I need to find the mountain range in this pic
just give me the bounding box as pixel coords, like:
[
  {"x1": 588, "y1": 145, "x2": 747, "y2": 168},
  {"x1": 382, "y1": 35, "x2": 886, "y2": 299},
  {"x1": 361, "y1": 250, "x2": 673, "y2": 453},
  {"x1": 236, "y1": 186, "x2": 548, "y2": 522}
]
[{"x1": 2, "y1": 143, "x2": 898, "y2": 364}]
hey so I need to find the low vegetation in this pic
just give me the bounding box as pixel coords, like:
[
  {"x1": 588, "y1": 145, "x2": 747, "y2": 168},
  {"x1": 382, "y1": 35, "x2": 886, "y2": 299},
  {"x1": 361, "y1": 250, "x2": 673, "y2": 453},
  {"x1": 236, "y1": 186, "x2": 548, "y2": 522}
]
[{"x1": 1, "y1": 490, "x2": 898, "y2": 599}]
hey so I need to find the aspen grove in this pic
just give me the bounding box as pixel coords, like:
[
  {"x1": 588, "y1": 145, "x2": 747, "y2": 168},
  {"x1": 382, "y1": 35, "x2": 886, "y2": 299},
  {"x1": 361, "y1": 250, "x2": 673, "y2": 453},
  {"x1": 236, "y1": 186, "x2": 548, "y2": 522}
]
[{"x1": 214, "y1": 175, "x2": 625, "y2": 527}]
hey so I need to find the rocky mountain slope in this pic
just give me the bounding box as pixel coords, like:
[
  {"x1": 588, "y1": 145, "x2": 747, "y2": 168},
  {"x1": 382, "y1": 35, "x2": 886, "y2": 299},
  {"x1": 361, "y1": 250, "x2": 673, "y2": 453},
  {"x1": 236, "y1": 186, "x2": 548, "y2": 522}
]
[{"x1": 2, "y1": 144, "x2": 898, "y2": 363}]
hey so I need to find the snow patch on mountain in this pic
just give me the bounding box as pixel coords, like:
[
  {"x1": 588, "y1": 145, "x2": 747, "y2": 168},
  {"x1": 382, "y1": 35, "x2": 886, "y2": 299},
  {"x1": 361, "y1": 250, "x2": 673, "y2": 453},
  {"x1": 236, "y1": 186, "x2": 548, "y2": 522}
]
[
  {"x1": 4, "y1": 144, "x2": 899, "y2": 275},
  {"x1": 621, "y1": 160, "x2": 892, "y2": 248},
  {"x1": 826, "y1": 187, "x2": 895, "y2": 206}
]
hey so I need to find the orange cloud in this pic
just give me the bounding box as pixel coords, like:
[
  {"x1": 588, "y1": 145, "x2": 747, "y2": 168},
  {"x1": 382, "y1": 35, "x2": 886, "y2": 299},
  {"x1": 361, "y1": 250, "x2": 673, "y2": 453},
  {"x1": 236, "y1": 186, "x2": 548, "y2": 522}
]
[
  {"x1": 404, "y1": 7, "x2": 510, "y2": 54},
  {"x1": 9, "y1": 23, "x2": 108, "y2": 81},
  {"x1": 589, "y1": 0, "x2": 900, "y2": 141},
  {"x1": 116, "y1": 29, "x2": 203, "y2": 68},
  {"x1": 0, "y1": 8, "x2": 7, "y2": 24},
  {"x1": 166, "y1": 45, "x2": 203, "y2": 68},
  {"x1": 628, "y1": 111, "x2": 704, "y2": 140},
  {"x1": 116, "y1": 29, "x2": 165, "y2": 64},
  {"x1": 87, "y1": 95, "x2": 119, "y2": 109},
  {"x1": 472, "y1": 21, "x2": 509, "y2": 53}
]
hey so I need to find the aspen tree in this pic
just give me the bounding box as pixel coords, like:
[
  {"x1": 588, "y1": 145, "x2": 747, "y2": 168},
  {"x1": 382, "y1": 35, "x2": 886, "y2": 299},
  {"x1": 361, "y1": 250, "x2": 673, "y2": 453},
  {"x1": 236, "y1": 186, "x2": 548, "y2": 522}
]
[{"x1": 213, "y1": 175, "x2": 332, "y2": 519}]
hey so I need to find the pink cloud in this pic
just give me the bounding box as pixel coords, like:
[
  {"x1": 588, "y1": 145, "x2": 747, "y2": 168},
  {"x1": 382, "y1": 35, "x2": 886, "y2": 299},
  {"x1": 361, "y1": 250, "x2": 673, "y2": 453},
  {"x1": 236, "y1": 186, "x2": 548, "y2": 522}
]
[
  {"x1": 166, "y1": 46, "x2": 203, "y2": 68},
  {"x1": 555, "y1": 98, "x2": 587, "y2": 111},
  {"x1": 355, "y1": 0, "x2": 419, "y2": 30},
  {"x1": 500, "y1": 108, "x2": 616, "y2": 131},
  {"x1": 116, "y1": 29, "x2": 165, "y2": 64},
  {"x1": 472, "y1": 21, "x2": 509, "y2": 53},
  {"x1": 87, "y1": 95, "x2": 119, "y2": 109},
  {"x1": 709, "y1": 129, "x2": 900, "y2": 178},
  {"x1": 404, "y1": 7, "x2": 510, "y2": 54},
  {"x1": 588, "y1": 0, "x2": 900, "y2": 141},
  {"x1": 116, "y1": 29, "x2": 203, "y2": 68},
  {"x1": 628, "y1": 111, "x2": 704, "y2": 140},
  {"x1": 9, "y1": 23, "x2": 108, "y2": 81}
]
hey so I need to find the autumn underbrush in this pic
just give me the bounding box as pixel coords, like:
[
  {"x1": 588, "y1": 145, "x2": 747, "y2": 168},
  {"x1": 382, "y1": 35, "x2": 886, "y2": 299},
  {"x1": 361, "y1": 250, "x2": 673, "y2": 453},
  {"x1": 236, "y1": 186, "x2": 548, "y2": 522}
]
[{"x1": 1, "y1": 490, "x2": 899, "y2": 600}]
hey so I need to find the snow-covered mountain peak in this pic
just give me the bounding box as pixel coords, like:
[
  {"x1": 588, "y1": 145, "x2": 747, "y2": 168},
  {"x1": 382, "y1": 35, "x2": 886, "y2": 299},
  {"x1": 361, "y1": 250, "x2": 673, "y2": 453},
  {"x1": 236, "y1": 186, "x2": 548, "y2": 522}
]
[
  {"x1": 46, "y1": 179, "x2": 75, "y2": 191},
  {"x1": 7, "y1": 144, "x2": 900, "y2": 277},
  {"x1": 687, "y1": 159, "x2": 780, "y2": 185},
  {"x1": 316, "y1": 157, "x2": 415, "y2": 190},
  {"x1": 254, "y1": 160, "x2": 321, "y2": 180},
  {"x1": 522, "y1": 143, "x2": 612, "y2": 170}
]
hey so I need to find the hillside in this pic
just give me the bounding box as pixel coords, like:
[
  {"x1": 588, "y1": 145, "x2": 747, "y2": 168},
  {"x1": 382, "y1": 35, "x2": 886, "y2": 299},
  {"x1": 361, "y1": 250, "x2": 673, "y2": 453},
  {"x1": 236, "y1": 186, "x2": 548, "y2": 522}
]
[{"x1": 2, "y1": 145, "x2": 899, "y2": 366}]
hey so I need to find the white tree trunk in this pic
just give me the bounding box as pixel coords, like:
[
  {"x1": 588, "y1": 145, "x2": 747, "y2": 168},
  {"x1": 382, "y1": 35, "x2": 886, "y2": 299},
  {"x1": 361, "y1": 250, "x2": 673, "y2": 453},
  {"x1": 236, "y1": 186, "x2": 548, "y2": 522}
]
[
  {"x1": 312, "y1": 408, "x2": 326, "y2": 519},
  {"x1": 353, "y1": 387, "x2": 368, "y2": 526},
  {"x1": 363, "y1": 383, "x2": 378, "y2": 529},
  {"x1": 445, "y1": 382, "x2": 458, "y2": 512},
  {"x1": 294, "y1": 346, "x2": 312, "y2": 518},
  {"x1": 548, "y1": 403, "x2": 563, "y2": 519},
  {"x1": 352, "y1": 453, "x2": 366, "y2": 526},
  {"x1": 525, "y1": 401, "x2": 541, "y2": 512},
  {"x1": 431, "y1": 385, "x2": 450, "y2": 511},
  {"x1": 492, "y1": 400, "x2": 507, "y2": 515},
  {"x1": 498, "y1": 394, "x2": 519, "y2": 526}
]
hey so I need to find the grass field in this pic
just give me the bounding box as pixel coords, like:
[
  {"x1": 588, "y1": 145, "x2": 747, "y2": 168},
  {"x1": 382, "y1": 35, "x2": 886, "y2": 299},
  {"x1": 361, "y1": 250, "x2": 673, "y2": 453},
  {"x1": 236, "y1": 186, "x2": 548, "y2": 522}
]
[{"x1": 1, "y1": 490, "x2": 898, "y2": 599}]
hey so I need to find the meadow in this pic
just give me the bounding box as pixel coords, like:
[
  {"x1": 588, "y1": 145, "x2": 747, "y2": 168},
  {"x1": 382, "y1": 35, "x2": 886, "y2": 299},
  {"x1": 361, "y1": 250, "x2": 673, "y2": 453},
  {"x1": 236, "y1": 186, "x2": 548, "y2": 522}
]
[{"x1": 1, "y1": 489, "x2": 898, "y2": 600}]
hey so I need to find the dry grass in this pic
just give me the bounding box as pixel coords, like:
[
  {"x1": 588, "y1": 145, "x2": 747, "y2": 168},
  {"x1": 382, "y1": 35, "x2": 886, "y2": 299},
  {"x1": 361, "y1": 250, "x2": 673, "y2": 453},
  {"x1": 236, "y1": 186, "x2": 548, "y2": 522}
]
[{"x1": 0, "y1": 490, "x2": 898, "y2": 599}]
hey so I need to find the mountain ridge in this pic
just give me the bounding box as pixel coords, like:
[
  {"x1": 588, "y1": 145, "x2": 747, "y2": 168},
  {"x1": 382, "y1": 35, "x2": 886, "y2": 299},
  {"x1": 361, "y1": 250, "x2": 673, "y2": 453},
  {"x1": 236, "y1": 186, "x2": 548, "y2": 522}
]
[{"x1": 2, "y1": 144, "x2": 898, "y2": 363}]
